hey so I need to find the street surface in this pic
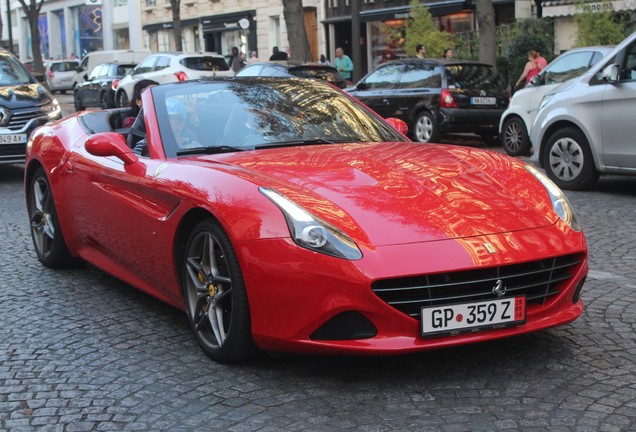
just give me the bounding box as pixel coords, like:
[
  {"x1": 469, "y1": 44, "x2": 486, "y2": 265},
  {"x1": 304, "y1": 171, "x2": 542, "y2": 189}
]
[{"x1": 1, "y1": 94, "x2": 635, "y2": 431}]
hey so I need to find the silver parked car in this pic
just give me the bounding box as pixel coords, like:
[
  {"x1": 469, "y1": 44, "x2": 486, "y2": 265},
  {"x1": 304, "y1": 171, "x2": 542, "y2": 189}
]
[
  {"x1": 530, "y1": 30, "x2": 636, "y2": 190},
  {"x1": 499, "y1": 45, "x2": 613, "y2": 156},
  {"x1": 44, "y1": 59, "x2": 80, "y2": 94}
]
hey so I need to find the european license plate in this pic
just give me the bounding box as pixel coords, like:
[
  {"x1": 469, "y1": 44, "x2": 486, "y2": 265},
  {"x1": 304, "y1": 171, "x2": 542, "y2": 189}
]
[
  {"x1": 471, "y1": 97, "x2": 496, "y2": 105},
  {"x1": 421, "y1": 296, "x2": 526, "y2": 337},
  {"x1": 0, "y1": 134, "x2": 27, "y2": 144}
]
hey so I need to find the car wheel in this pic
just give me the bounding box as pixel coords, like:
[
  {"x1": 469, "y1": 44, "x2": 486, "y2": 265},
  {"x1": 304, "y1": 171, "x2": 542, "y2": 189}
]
[
  {"x1": 542, "y1": 127, "x2": 599, "y2": 191},
  {"x1": 27, "y1": 168, "x2": 74, "y2": 268},
  {"x1": 501, "y1": 117, "x2": 531, "y2": 156},
  {"x1": 182, "y1": 219, "x2": 257, "y2": 362},
  {"x1": 116, "y1": 91, "x2": 128, "y2": 108},
  {"x1": 100, "y1": 92, "x2": 110, "y2": 109},
  {"x1": 74, "y1": 90, "x2": 84, "y2": 111},
  {"x1": 413, "y1": 111, "x2": 439, "y2": 143}
]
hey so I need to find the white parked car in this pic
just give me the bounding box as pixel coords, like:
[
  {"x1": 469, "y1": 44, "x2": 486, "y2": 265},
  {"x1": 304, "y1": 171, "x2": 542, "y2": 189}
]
[
  {"x1": 114, "y1": 52, "x2": 233, "y2": 107},
  {"x1": 499, "y1": 45, "x2": 613, "y2": 156},
  {"x1": 44, "y1": 59, "x2": 80, "y2": 94},
  {"x1": 530, "y1": 31, "x2": 636, "y2": 190}
]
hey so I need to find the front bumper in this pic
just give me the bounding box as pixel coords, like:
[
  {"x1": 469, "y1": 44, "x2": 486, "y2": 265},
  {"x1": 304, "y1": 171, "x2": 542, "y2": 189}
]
[
  {"x1": 0, "y1": 112, "x2": 62, "y2": 165},
  {"x1": 237, "y1": 222, "x2": 588, "y2": 355}
]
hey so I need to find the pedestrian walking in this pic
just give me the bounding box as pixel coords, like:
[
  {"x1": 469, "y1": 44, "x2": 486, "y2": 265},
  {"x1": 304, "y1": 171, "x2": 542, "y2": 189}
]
[
  {"x1": 247, "y1": 51, "x2": 259, "y2": 64},
  {"x1": 515, "y1": 50, "x2": 546, "y2": 88},
  {"x1": 334, "y1": 47, "x2": 353, "y2": 80},
  {"x1": 229, "y1": 47, "x2": 243, "y2": 75}
]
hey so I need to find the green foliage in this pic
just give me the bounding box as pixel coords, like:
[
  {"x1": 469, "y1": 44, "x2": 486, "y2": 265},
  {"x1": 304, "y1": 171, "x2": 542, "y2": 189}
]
[
  {"x1": 404, "y1": 0, "x2": 452, "y2": 58},
  {"x1": 575, "y1": 3, "x2": 625, "y2": 46},
  {"x1": 499, "y1": 19, "x2": 554, "y2": 90}
]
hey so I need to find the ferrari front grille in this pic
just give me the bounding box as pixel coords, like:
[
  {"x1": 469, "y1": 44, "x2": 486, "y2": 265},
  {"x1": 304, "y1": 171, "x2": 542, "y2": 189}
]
[{"x1": 371, "y1": 254, "x2": 584, "y2": 319}]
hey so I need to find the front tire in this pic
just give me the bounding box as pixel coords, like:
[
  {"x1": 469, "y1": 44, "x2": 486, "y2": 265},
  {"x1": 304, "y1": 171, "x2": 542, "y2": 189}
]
[
  {"x1": 501, "y1": 117, "x2": 531, "y2": 156},
  {"x1": 413, "y1": 111, "x2": 439, "y2": 143},
  {"x1": 182, "y1": 219, "x2": 257, "y2": 362},
  {"x1": 542, "y1": 127, "x2": 599, "y2": 190},
  {"x1": 27, "y1": 168, "x2": 74, "y2": 268}
]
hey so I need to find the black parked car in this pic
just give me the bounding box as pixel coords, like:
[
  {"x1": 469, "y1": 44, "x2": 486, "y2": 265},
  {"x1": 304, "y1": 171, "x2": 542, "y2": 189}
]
[
  {"x1": 346, "y1": 59, "x2": 509, "y2": 143},
  {"x1": 0, "y1": 49, "x2": 62, "y2": 165},
  {"x1": 74, "y1": 62, "x2": 136, "y2": 110},
  {"x1": 237, "y1": 62, "x2": 349, "y2": 89}
]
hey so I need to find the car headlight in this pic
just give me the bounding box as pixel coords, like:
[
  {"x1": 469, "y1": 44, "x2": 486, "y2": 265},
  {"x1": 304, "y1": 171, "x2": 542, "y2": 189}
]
[
  {"x1": 42, "y1": 99, "x2": 62, "y2": 119},
  {"x1": 525, "y1": 165, "x2": 581, "y2": 231},
  {"x1": 260, "y1": 187, "x2": 363, "y2": 260}
]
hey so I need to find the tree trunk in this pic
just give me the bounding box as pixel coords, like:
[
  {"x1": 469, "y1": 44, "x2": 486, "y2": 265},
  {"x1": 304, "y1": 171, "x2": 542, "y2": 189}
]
[
  {"x1": 476, "y1": 0, "x2": 497, "y2": 66},
  {"x1": 170, "y1": 0, "x2": 183, "y2": 51},
  {"x1": 282, "y1": 0, "x2": 312, "y2": 62},
  {"x1": 17, "y1": 0, "x2": 45, "y2": 74}
]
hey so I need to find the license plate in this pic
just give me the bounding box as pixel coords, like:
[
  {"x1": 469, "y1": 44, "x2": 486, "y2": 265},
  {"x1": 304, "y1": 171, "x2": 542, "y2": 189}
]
[
  {"x1": 471, "y1": 97, "x2": 496, "y2": 105},
  {"x1": 0, "y1": 134, "x2": 27, "y2": 144},
  {"x1": 421, "y1": 296, "x2": 526, "y2": 337}
]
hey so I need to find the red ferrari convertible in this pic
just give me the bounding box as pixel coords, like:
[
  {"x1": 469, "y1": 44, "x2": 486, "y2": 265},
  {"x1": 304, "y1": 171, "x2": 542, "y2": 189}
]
[{"x1": 25, "y1": 78, "x2": 588, "y2": 362}]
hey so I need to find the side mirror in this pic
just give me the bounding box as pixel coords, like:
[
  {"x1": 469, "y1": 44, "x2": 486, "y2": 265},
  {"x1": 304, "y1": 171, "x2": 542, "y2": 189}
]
[
  {"x1": 356, "y1": 82, "x2": 368, "y2": 91},
  {"x1": 600, "y1": 63, "x2": 620, "y2": 83},
  {"x1": 85, "y1": 132, "x2": 138, "y2": 165},
  {"x1": 529, "y1": 74, "x2": 541, "y2": 86},
  {"x1": 384, "y1": 118, "x2": 408, "y2": 136}
]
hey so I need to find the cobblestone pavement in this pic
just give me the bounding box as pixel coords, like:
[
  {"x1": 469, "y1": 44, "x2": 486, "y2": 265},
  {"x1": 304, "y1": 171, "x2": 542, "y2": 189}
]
[{"x1": 1, "y1": 128, "x2": 636, "y2": 430}]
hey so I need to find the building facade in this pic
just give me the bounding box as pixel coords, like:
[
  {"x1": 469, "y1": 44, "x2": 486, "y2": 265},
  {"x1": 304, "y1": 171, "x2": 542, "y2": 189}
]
[
  {"x1": 1, "y1": 0, "x2": 143, "y2": 61},
  {"x1": 139, "y1": 0, "x2": 326, "y2": 63}
]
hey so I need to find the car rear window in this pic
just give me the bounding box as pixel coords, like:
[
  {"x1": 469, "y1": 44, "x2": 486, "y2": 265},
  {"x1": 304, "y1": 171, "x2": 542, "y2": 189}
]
[
  {"x1": 51, "y1": 61, "x2": 79, "y2": 72},
  {"x1": 181, "y1": 57, "x2": 229, "y2": 71},
  {"x1": 445, "y1": 64, "x2": 506, "y2": 90},
  {"x1": 116, "y1": 65, "x2": 135, "y2": 76}
]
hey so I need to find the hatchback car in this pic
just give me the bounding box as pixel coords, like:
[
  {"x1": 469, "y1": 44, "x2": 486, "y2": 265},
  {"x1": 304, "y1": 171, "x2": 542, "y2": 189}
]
[
  {"x1": 44, "y1": 59, "x2": 80, "y2": 94},
  {"x1": 0, "y1": 49, "x2": 62, "y2": 164},
  {"x1": 236, "y1": 62, "x2": 350, "y2": 89},
  {"x1": 530, "y1": 31, "x2": 636, "y2": 190},
  {"x1": 499, "y1": 45, "x2": 613, "y2": 156},
  {"x1": 74, "y1": 62, "x2": 136, "y2": 110},
  {"x1": 346, "y1": 59, "x2": 509, "y2": 143},
  {"x1": 114, "y1": 52, "x2": 233, "y2": 107}
]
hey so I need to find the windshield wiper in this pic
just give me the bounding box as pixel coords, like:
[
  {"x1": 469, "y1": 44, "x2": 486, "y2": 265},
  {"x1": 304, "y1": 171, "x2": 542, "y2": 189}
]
[
  {"x1": 176, "y1": 145, "x2": 246, "y2": 156},
  {"x1": 257, "y1": 137, "x2": 361, "y2": 149}
]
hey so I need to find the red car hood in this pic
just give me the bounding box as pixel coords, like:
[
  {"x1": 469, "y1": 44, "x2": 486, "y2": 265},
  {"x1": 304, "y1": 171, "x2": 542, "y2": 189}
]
[{"x1": 202, "y1": 143, "x2": 555, "y2": 246}]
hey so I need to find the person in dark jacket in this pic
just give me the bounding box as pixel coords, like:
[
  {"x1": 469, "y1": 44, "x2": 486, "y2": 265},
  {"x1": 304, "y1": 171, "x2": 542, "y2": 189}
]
[{"x1": 269, "y1": 46, "x2": 288, "y2": 61}]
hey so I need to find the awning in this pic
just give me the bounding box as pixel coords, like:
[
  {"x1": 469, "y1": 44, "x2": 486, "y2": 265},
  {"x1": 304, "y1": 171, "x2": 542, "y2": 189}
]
[
  {"x1": 542, "y1": 0, "x2": 634, "y2": 17},
  {"x1": 322, "y1": 0, "x2": 466, "y2": 24}
]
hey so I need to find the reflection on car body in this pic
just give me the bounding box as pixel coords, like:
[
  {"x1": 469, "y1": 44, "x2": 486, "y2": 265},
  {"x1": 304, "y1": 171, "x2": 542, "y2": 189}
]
[{"x1": 25, "y1": 77, "x2": 588, "y2": 363}]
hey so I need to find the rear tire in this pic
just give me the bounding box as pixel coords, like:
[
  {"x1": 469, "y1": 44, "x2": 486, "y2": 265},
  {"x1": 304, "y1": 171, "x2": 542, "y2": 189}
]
[
  {"x1": 501, "y1": 117, "x2": 531, "y2": 156},
  {"x1": 542, "y1": 127, "x2": 598, "y2": 190},
  {"x1": 73, "y1": 90, "x2": 84, "y2": 112},
  {"x1": 116, "y1": 91, "x2": 128, "y2": 108},
  {"x1": 100, "y1": 92, "x2": 110, "y2": 109},
  {"x1": 413, "y1": 111, "x2": 439, "y2": 143}
]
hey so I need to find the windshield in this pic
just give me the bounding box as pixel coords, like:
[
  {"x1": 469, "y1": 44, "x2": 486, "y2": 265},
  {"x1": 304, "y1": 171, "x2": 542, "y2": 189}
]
[
  {"x1": 152, "y1": 78, "x2": 406, "y2": 158},
  {"x1": 0, "y1": 54, "x2": 33, "y2": 86}
]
